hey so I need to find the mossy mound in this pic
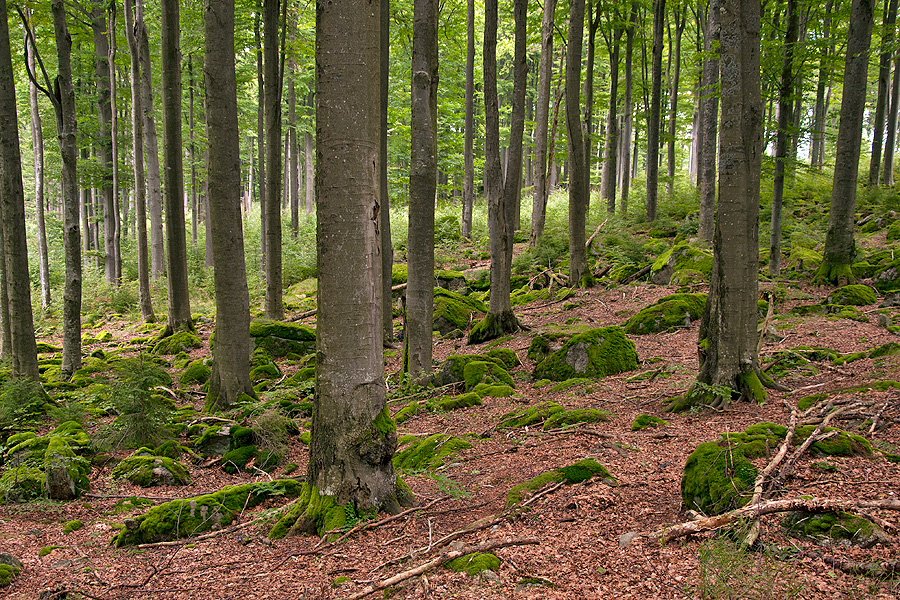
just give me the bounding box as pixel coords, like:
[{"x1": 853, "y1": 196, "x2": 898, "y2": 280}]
[
  {"x1": 548, "y1": 378, "x2": 591, "y2": 392},
  {"x1": 505, "y1": 458, "x2": 615, "y2": 507},
  {"x1": 268, "y1": 483, "x2": 350, "y2": 538},
  {"x1": 471, "y1": 383, "x2": 515, "y2": 398},
  {"x1": 433, "y1": 392, "x2": 483, "y2": 412},
  {"x1": 622, "y1": 293, "x2": 707, "y2": 335},
  {"x1": 113, "y1": 479, "x2": 304, "y2": 546},
  {"x1": 787, "y1": 246, "x2": 823, "y2": 274},
  {"x1": 526, "y1": 332, "x2": 568, "y2": 363},
  {"x1": 222, "y1": 445, "x2": 259, "y2": 474},
  {"x1": 542, "y1": 408, "x2": 610, "y2": 430},
  {"x1": 393, "y1": 433, "x2": 472, "y2": 471},
  {"x1": 873, "y1": 258, "x2": 900, "y2": 292},
  {"x1": 671, "y1": 269, "x2": 707, "y2": 286},
  {"x1": 463, "y1": 360, "x2": 514, "y2": 391},
  {"x1": 499, "y1": 401, "x2": 565, "y2": 428},
  {"x1": 782, "y1": 511, "x2": 890, "y2": 548},
  {"x1": 681, "y1": 436, "x2": 761, "y2": 515},
  {"x1": 650, "y1": 243, "x2": 713, "y2": 285},
  {"x1": 433, "y1": 288, "x2": 487, "y2": 336},
  {"x1": 869, "y1": 341, "x2": 900, "y2": 359},
  {"x1": 394, "y1": 400, "x2": 424, "y2": 424},
  {"x1": 179, "y1": 360, "x2": 211, "y2": 387},
  {"x1": 632, "y1": 415, "x2": 668, "y2": 431},
  {"x1": 391, "y1": 264, "x2": 408, "y2": 285},
  {"x1": 446, "y1": 552, "x2": 501, "y2": 576},
  {"x1": 0, "y1": 553, "x2": 22, "y2": 588},
  {"x1": 825, "y1": 284, "x2": 877, "y2": 306},
  {"x1": 763, "y1": 350, "x2": 819, "y2": 379},
  {"x1": 153, "y1": 331, "x2": 202, "y2": 355},
  {"x1": 608, "y1": 263, "x2": 646, "y2": 283},
  {"x1": 1, "y1": 422, "x2": 91, "y2": 501},
  {"x1": 111, "y1": 450, "x2": 191, "y2": 487},
  {"x1": 485, "y1": 347, "x2": 521, "y2": 369},
  {"x1": 532, "y1": 327, "x2": 638, "y2": 381},
  {"x1": 794, "y1": 426, "x2": 871, "y2": 456},
  {"x1": 249, "y1": 318, "x2": 316, "y2": 357},
  {"x1": 0, "y1": 466, "x2": 45, "y2": 502},
  {"x1": 62, "y1": 519, "x2": 83, "y2": 534},
  {"x1": 191, "y1": 424, "x2": 231, "y2": 456},
  {"x1": 432, "y1": 353, "x2": 505, "y2": 387}
]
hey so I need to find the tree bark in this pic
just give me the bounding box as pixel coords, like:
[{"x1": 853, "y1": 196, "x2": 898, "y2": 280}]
[
  {"x1": 810, "y1": 0, "x2": 834, "y2": 169},
  {"x1": 288, "y1": 52, "x2": 299, "y2": 238},
  {"x1": 697, "y1": 0, "x2": 720, "y2": 243},
  {"x1": 530, "y1": 0, "x2": 557, "y2": 245},
  {"x1": 684, "y1": 0, "x2": 762, "y2": 411},
  {"x1": 666, "y1": 7, "x2": 687, "y2": 197},
  {"x1": 380, "y1": 0, "x2": 394, "y2": 348},
  {"x1": 264, "y1": 0, "x2": 284, "y2": 320},
  {"x1": 161, "y1": 0, "x2": 192, "y2": 332},
  {"x1": 305, "y1": 128, "x2": 314, "y2": 216},
  {"x1": 815, "y1": 0, "x2": 875, "y2": 285},
  {"x1": 462, "y1": 0, "x2": 476, "y2": 241},
  {"x1": 601, "y1": 21, "x2": 623, "y2": 213},
  {"x1": 92, "y1": 5, "x2": 118, "y2": 285},
  {"x1": 189, "y1": 55, "x2": 198, "y2": 246},
  {"x1": 25, "y1": 20, "x2": 50, "y2": 309},
  {"x1": 646, "y1": 0, "x2": 666, "y2": 222},
  {"x1": 109, "y1": 6, "x2": 122, "y2": 283},
  {"x1": 619, "y1": 3, "x2": 637, "y2": 215},
  {"x1": 406, "y1": 0, "x2": 439, "y2": 378},
  {"x1": 884, "y1": 39, "x2": 900, "y2": 184},
  {"x1": 205, "y1": 0, "x2": 253, "y2": 410},
  {"x1": 312, "y1": 0, "x2": 401, "y2": 514},
  {"x1": 567, "y1": 0, "x2": 589, "y2": 286}
]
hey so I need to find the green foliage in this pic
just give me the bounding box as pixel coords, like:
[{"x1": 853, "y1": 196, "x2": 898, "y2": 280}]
[
  {"x1": 542, "y1": 408, "x2": 611, "y2": 430},
  {"x1": 62, "y1": 520, "x2": 83, "y2": 534},
  {"x1": 0, "y1": 376, "x2": 48, "y2": 434},
  {"x1": 782, "y1": 511, "x2": 886, "y2": 547},
  {"x1": 152, "y1": 331, "x2": 202, "y2": 355},
  {"x1": 97, "y1": 361, "x2": 176, "y2": 450}
]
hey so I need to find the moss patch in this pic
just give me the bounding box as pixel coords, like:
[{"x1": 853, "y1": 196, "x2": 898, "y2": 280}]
[
  {"x1": 111, "y1": 451, "x2": 191, "y2": 487},
  {"x1": 433, "y1": 354, "x2": 506, "y2": 386},
  {"x1": 62, "y1": 520, "x2": 83, "y2": 534},
  {"x1": 0, "y1": 553, "x2": 22, "y2": 588},
  {"x1": 632, "y1": 415, "x2": 668, "y2": 431},
  {"x1": 825, "y1": 284, "x2": 877, "y2": 306},
  {"x1": 249, "y1": 319, "x2": 316, "y2": 357},
  {"x1": 543, "y1": 408, "x2": 610, "y2": 430},
  {"x1": 432, "y1": 288, "x2": 487, "y2": 336},
  {"x1": 153, "y1": 331, "x2": 202, "y2": 355},
  {"x1": 505, "y1": 458, "x2": 615, "y2": 507},
  {"x1": 499, "y1": 401, "x2": 565, "y2": 428},
  {"x1": 393, "y1": 434, "x2": 472, "y2": 471},
  {"x1": 782, "y1": 510, "x2": 889, "y2": 548},
  {"x1": 179, "y1": 360, "x2": 211, "y2": 387},
  {"x1": 532, "y1": 327, "x2": 638, "y2": 381},
  {"x1": 268, "y1": 483, "x2": 348, "y2": 538},
  {"x1": 623, "y1": 293, "x2": 707, "y2": 334},
  {"x1": 463, "y1": 361, "x2": 514, "y2": 391},
  {"x1": 446, "y1": 552, "x2": 501, "y2": 576}
]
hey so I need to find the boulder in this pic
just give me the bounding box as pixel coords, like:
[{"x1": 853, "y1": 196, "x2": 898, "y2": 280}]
[
  {"x1": 532, "y1": 327, "x2": 638, "y2": 381},
  {"x1": 650, "y1": 243, "x2": 713, "y2": 285}
]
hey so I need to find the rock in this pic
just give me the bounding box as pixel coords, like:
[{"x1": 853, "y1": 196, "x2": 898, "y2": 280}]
[
  {"x1": 0, "y1": 553, "x2": 23, "y2": 588},
  {"x1": 432, "y1": 288, "x2": 486, "y2": 336},
  {"x1": 622, "y1": 293, "x2": 707, "y2": 335},
  {"x1": 532, "y1": 327, "x2": 638, "y2": 381},
  {"x1": 249, "y1": 318, "x2": 316, "y2": 357},
  {"x1": 152, "y1": 331, "x2": 202, "y2": 355},
  {"x1": 782, "y1": 511, "x2": 891, "y2": 548},
  {"x1": 111, "y1": 451, "x2": 191, "y2": 487},
  {"x1": 650, "y1": 243, "x2": 713, "y2": 285},
  {"x1": 881, "y1": 291, "x2": 900, "y2": 307},
  {"x1": 825, "y1": 284, "x2": 877, "y2": 306}
]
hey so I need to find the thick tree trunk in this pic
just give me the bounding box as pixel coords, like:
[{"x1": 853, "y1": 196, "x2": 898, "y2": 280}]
[
  {"x1": 26, "y1": 23, "x2": 50, "y2": 309},
  {"x1": 125, "y1": 0, "x2": 155, "y2": 324},
  {"x1": 255, "y1": 8, "x2": 267, "y2": 269},
  {"x1": 312, "y1": 0, "x2": 401, "y2": 515},
  {"x1": 646, "y1": 0, "x2": 665, "y2": 221},
  {"x1": 0, "y1": 1, "x2": 39, "y2": 380},
  {"x1": 684, "y1": 0, "x2": 763, "y2": 411},
  {"x1": 697, "y1": 0, "x2": 720, "y2": 243},
  {"x1": 264, "y1": 0, "x2": 284, "y2": 320},
  {"x1": 161, "y1": 0, "x2": 192, "y2": 332},
  {"x1": 109, "y1": 6, "x2": 122, "y2": 283},
  {"x1": 406, "y1": 0, "x2": 438, "y2": 378},
  {"x1": 810, "y1": 0, "x2": 834, "y2": 169},
  {"x1": 530, "y1": 0, "x2": 556, "y2": 245},
  {"x1": 462, "y1": 0, "x2": 476, "y2": 240},
  {"x1": 205, "y1": 0, "x2": 253, "y2": 410},
  {"x1": 380, "y1": 0, "x2": 394, "y2": 348},
  {"x1": 567, "y1": 0, "x2": 589, "y2": 286},
  {"x1": 769, "y1": 0, "x2": 798, "y2": 276},
  {"x1": 815, "y1": 0, "x2": 875, "y2": 285},
  {"x1": 0, "y1": 224, "x2": 10, "y2": 359}
]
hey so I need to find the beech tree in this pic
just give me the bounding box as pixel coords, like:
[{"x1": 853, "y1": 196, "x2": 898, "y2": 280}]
[
  {"x1": 566, "y1": 0, "x2": 590, "y2": 285},
  {"x1": 530, "y1": 0, "x2": 557, "y2": 245},
  {"x1": 264, "y1": 0, "x2": 284, "y2": 320},
  {"x1": 646, "y1": 0, "x2": 665, "y2": 222},
  {"x1": 25, "y1": 18, "x2": 50, "y2": 309},
  {"x1": 697, "y1": 0, "x2": 721, "y2": 243}
]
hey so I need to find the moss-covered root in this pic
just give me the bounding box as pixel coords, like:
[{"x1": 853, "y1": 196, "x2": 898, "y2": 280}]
[
  {"x1": 671, "y1": 370, "x2": 767, "y2": 412},
  {"x1": 812, "y1": 261, "x2": 856, "y2": 287},
  {"x1": 467, "y1": 310, "x2": 524, "y2": 345},
  {"x1": 268, "y1": 483, "x2": 347, "y2": 538}
]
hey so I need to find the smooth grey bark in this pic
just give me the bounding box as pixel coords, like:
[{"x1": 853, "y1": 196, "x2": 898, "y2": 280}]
[
  {"x1": 312, "y1": 0, "x2": 400, "y2": 513},
  {"x1": 288, "y1": 53, "x2": 299, "y2": 238},
  {"x1": 769, "y1": 0, "x2": 798, "y2": 276},
  {"x1": 305, "y1": 129, "x2": 314, "y2": 215},
  {"x1": 0, "y1": 0, "x2": 39, "y2": 380},
  {"x1": 567, "y1": 0, "x2": 589, "y2": 286},
  {"x1": 264, "y1": 0, "x2": 284, "y2": 319},
  {"x1": 92, "y1": 5, "x2": 118, "y2": 285},
  {"x1": 646, "y1": 0, "x2": 666, "y2": 222},
  {"x1": 0, "y1": 223, "x2": 9, "y2": 359},
  {"x1": 161, "y1": 0, "x2": 192, "y2": 332},
  {"x1": 124, "y1": 0, "x2": 155, "y2": 323},
  {"x1": 601, "y1": 20, "x2": 623, "y2": 213},
  {"x1": 666, "y1": 7, "x2": 687, "y2": 197},
  {"x1": 816, "y1": 0, "x2": 875, "y2": 285},
  {"x1": 205, "y1": 0, "x2": 253, "y2": 410},
  {"x1": 884, "y1": 36, "x2": 900, "y2": 184},
  {"x1": 406, "y1": 0, "x2": 438, "y2": 377},
  {"x1": 687, "y1": 0, "x2": 763, "y2": 410},
  {"x1": 189, "y1": 56, "x2": 198, "y2": 246},
  {"x1": 462, "y1": 0, "x2": 476, "y2": 240},
  {"x1": 380, "y1": 0, "x2": 394, "y2": 348},
  {"x1": 25, "y1": 23, "x2": 50, "y2": 309},
  {"x1": 255, "y1": 8, "x2": 267, "y2": 269},
  {"x1": 109, "y1": 5, "x2": 122, "y2": 283},
  {"x1": 810, "y1": 0, "x2": 834, "y2": 169},
  {"x1": 698, "y1": 0, "x2": 720, "y2": 243},
  {"x1": 584, "y1": 0, "x2": 601, "y2": 209},
  {"x1": 619, "y1": 3, "x2": 637, "y2": 215},
  {"x1": 530, "y1": 0, "x2": 556, "y2": 245}
]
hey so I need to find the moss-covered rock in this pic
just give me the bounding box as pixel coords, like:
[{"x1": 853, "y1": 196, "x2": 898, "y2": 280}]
[
  {"x1": 432, "y1": 288, "x2": 486, "y2": 336},
  {"x1": 463, "y1": 360, "x2": 514, "y2": 391},
  {"x1": 0, "y1": 466, "x2": 45, "y2": 502},
  {"x1": 394, "y1": 400, "x2": 424, "y2": 424},
  {"x1": 794, "y1": 426, "x2": 871, "y2": 456},
  {"x1": 391, "y1": 264, "x2": 408, "y2": 285},
  {"x1": 153, "y1": 331, "x2": 202, "y2": 355},
  {"x1": 608, "y1": 263, "x2": 647, "y2": 283},
  {"x1": 505, "y1": 458, "x2": 615, "y2": 506},
  {"x1": 393, "y1": 433, "x2": 472, "y2": 471},
  {"x1": 432, "y1": 353, "x2": 505, "y2": 387},
  {"x1": 44, "y1": 435, "x2": 90, "y2": 500},
  {"x1": 826, "y1": 284, "x2": 877, "y2": 306},
  {"x1": 471, "y1": 383, "x2": 515, "y2": 398},
  {"x1": 532, "y1": 327, "x2": 638, "y2": 381},
  {"x1": 485, "y1": 347, "x2": 521, "y2": 369},
  {"x1": 870, "y1": 341, "x2": 900, "y2": 359},
  {"x1": 433, "y1": 392, "x2": 482, "y2": 412},
  {"x1": 0, "y1": 553, "x2": 22, "y2": 588},
  {"x1": 622, "y1": 293, "x2": 707, "y2": 335},
  {"x1": 782, "y1": 510, "x2": 890, "y2": 548},
  {"x1": 192, "y1": 425, "x2": 231, "y2": 456},
  {"x1": 650, "y1": 243, "x2": 713, "y2": 285},
  {"x1": 249, "y1": 318, "x2": 316, "y2": 357},
  {"x1": 222, "y1": 445, "x2": 259, "y2": 474},
  {"x1": 632, "y1": 415, "x2": 668, "y2": 431},
  {"x1": 179, "y1": 360, "x2": 211, "y2": 387},
  {"x1": 446, "y1": 552, "x2": 501, "y2": 576},
  {"x1": 499, "y1": 401, "x2": 565, "y2": 428},
  {"x1": 62, "y1": 519, "x2": 83, "y2": 534},
  {"x1": 543, "y1": 408, "x2": 610, "y2": 430},
  {"x1": 681, "y1": 436, "x2": 760, "y2": 515},
  {"x1": 526, "y1": 332, "x2": 569, "y2": 363},
  {"x1": 111, "y1": 450, "x2": 191, "y2": 487},
  {"x1": 671, "y1": 269, "x2": 707, "y2": 286},
  {"x1": 113, "y1": 479, "x2": 304, "y2": 546},
  {"x1": 788, "y1": 246, "x2": 823, "y2": 274}
]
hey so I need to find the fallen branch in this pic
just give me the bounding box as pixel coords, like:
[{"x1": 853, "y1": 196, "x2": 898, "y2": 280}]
[
  {"x1": 347, "y1": 536, "x2": 539, "y2": 600},
  {"x1": 585, "y1": 218, "x2": 608, "y2": 249},
  {"x1": 621, "y1": 264, "x2": 651, "y2": 284}
]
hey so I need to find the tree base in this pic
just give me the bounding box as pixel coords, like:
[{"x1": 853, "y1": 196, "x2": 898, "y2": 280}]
[
  {"x1": 670, "y1": 369, "x2": 767, "y2": 412},
  {"x1": 467, "y1": 310, "x2": 522, "y2": 345},
  {"x1": 812, "y1": 261, "x2": 855, "y2": 287}
]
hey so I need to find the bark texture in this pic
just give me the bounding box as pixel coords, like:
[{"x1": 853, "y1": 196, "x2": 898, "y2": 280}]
[
  {"x1": 566, "y1": 0, "x2": 589, "y2": 286},
  {"x1": 530, "y1": 0, "x2": 556, "y2": 245},
  {"x1": 697, "y1": 0, "x2": 721, "y2": 243},
  {"x1": 264, "y1": 0, "x2": 284, "y2": 320}
]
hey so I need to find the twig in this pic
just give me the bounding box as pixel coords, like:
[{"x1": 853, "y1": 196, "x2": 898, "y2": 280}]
[
  {"x1": 585, "y1": 218, "x2": 608, "y2": 249},
  {"x1": 870, "y1": 401, "x2": 890, "y2": 434}
]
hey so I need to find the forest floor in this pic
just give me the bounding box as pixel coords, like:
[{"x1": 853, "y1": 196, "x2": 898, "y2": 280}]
[{"x1": 1, "y1": 250, "x2": 899, "y2": 600}]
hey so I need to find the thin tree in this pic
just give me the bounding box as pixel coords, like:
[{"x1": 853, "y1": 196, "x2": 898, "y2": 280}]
[
  {"x1": 810, "y1": 0, "x2": 835, "y2": 169},
  {"x1": 601, "y1": 12, "x2": 624, "y2": 213},
  {"x1": 619, "y1": 2, "x2": 637, "y2": 215},
  {"x1": 530, "y1": 0, "x2": 557, "y2": 245},
  {"x1": 462, "y1": 0, "x2": 476, "y2": 240},
  {"x1": 884, "y1": 25, "x2": 900, "y2": 184},
  {"x1": 380, "y1": 0, "x2": 395, "y2": 348},
  {"x1": 264, "y1": 0, "x2": 285, "y2": 320},
  {"x1": 666, "y1": 6, "x2": 687, "y2": 197},
  {"x1": 109, "y1": 3, "x2": 122, "y2": 282},
  {"x1": 646, "y1": 0, "x2": 666, "y2": 221},
  {"x1": 567, "y1": 0, "x2": 590, "y2": 285},
  {"x1": 205, "y1": 0, "x2": 253, "y2": 410},
  {"x1": 815, "y1": 0, "x2": 875, "y2": 285},
  {"x1": 288, "y1": 49, "x2": 299, "y2": 238}
]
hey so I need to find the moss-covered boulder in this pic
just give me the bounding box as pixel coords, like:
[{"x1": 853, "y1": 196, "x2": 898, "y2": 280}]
[
  {"x1": 526, "y1": 332, "x2": 569, "y2": 363},
  {"x1": 222, "y1": 445, "x2": 259, "y2": 474},
  {"x1": 113, "y1": 480, "x2": 304, "y2": 546},
  {"x1": 542, "y1": 408, "x2": 610, "y2": 430},
  {"x1": 794, "y1": 426, "x2": 871, "y2": 456},
  {"x1": 44, "y1": 435, "x2": 90, "y2": 500},
  {"x1": 532, "y1": 327, "x2": 638, "y2": 381},
  {"x1": 650, "y1": 243, "x2": 713, "y2": 285},
  {"x1": 446, "y1": 552, "x2": 501, "y2": 576},
  {"x1": 485, "y1": 347, "x2": 521, "y2": 369},
  {"x1": 393, "y1": 433, "x2": 472, "y2": 471},
  {"x1": 391, "y1": 264, "x2": 408, "y2": 285},
  {"x1": 432, "y1": 392, "x2": 482, "y2": 412},
  {"x1": 432, "y1": 288, "x2": 487, "y2": 336},
  {"x1": 499, "y1": 401, "x2": 565, "y2": 428},
  {"x1": 463, "y1": 360, "x2": 514, "y2": 391},
  {"x1": 111, "y1": 450, "x2": 191, "y2": 487},
  {"x1": 192, "y1": 425, "x2": 232, "y2": 456},
  {"x1": 0, "y1": 466, "x2": 45, "y2": 502},
  {"x1": 681, "y1": 435, "x2": 762, "y2": 515},
  {"x1": 153, "y1": 331, "x2": 202, "y2": 355},
  {"x1": 0, "y1": 553, "x2": 22, "y2": 588},
  {"x1": 825, "y1": 284, "x2": 877, "y2": 306},
  {"x1": 435, "y1": 269, "x2": 468, "y2": 293},
  {"x1": 1, "y1": 422, "x2": 91, "y2": 501},
  {"x1": 505, "y1": 458, "x2": 615, "y2": 507},
  {"x1": 788, "y1": 246, "x2": 823, "y2": 274},
  {"x1": 632, "y1": 415, "x2": 668, "y2": 431},
  {"x1": 249, "y1": 318, "x2": 316, "y2": 357},
  {"x1": 622, "y1": 293, "x2": 707, "y2": 334},
  {"x1": 179, "y1": 359, "x2": 211, "y2": 386},
  {"x1": 432, "y1": 353, "x2": 505, "y2": 387},
  {"x1": 782, "y1": 511, "x2": 890, "y2": 548}
]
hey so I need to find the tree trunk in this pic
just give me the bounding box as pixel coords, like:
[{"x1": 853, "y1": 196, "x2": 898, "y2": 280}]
[
  {"x1": 205, "y1": 0, "x2": 253, "y2": 410},
  {"x1": 380, "y1": 0, "x2": 394, "y2": 348},
  {"x1": 810, "y1": 0, "x2": 834, "y2": 169},
  {"x1": 264, "y1": 0, "x2": 284, "y2": 320},
  {"x1": 884, "y1": 48, "x2": 900, "y2": 185},
  {"x1": 0, "y1": 0, "x2": 39, "y2": 380},
  {"x1": 530, "y1": 0, "x2": 556, "y2": 245},
  {"x1": 815, "y1": 0, "x2": 875, "y2": 285},
  {"x1": 667, "y1": 7, "x2": 686, "y2": 197},
  {"x1": 25, "y1": 21, "x2": 50, "y2": 309},
  {"x1": 125, "y1": 0, "x2": 155, "y2": 324},
  {"x1": 646, "y1": 0, "x2": 665, "y2": 221},
  {"x1": 312, "y1": 0, "x2": 402, "y2": 516},
  {"x1": 189, "y1": 56, "x2": 198, "y2": 246},
  {"x1": 0, "y1": 223, "x2": 10, "y2": 359},
  {"x1": 684, "y1": 0, "x2": 763, "y2": 411},
  {"x1": 620, "y1": 3, "x2": 637, "y2": 215},
  {"x1": 769, "y1": 0, "x2": 799, "y2": 276},
  {"x1": 305, "y1": 129, "x2": 314, "y2": 215},
  {"x1": 161, "y1": 0, "x2": 192, "y2": 332},
  {"x1": 406, "y1": 0, "x2": 438, "y2": 378},
  {"x1": 697, "y1": 0, "x2": 720, "y2": 243},
  {"x1": 567, "y1": 0, "x2": 589, "y2": 286},
  {"x1": 462, "y1": 0, "x2": 476, "y2": 240},
  {"x1": 92, "y1": 6, "x2": 118, "y2": 285},
  {"x1": 288, "y1": 53, "x2": 299, "y2": 238},
  {"x1": 601, "y1": 23, "x2": 623, "y2": 213},
  {"x1": 584, "y1": 0, "x2": 601, "y2": 210},
  {"x1": 256, "y1": 7, "x2": 267, "y2": 269}
]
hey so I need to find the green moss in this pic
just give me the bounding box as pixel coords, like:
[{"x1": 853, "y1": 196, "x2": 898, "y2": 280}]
[
  {"x1": 870, "y1": 341, "x2": 900, "y2": 359},
  {"x1": 433, "y1": 392, "x2": 482, "y2": 411},
  {"x1": 671, "y1": 269, "x2": 706, "y2": 286},
  {"x1": 332, "y1": 575, "x2": 352, "y2": 588},
  {"x1": 532, "y1": 326, "x2": 638, "y2": 381},
  {"x1": 631, "y1": 415, "x2": 668, "y2": 431},
  {"x1": 650, "y1": 243, "x2": 714, "y2": 285},
  {"x1": 393, "y1": 433, "x2": 472, "y2": 471},
  {"x1": 833, "y1": 350, "x2": 868, "y2": 365},
  {"x1": 153, "y1": 331, "x2": 202, "y2": 355},
  {"x1": 62, "y1": 520, "x2": 83, "y2": 534},
  {"x1": 505, "y1": 458, "x2": 614, "y2": 506},
  {"x1": 547, "y1": 377, "x2": 590, "y2": 392},
  {"x1": 463, "y1": 360, "x2": 514, "y2": 391},
  {"x1": 391, "y1": 264, "x2": 408, "y2": 285},
  {"x1": 826, "y1": 284, "x2": 877, "y2": 306},
  {"x1": 249, "y1": 319, "x2": 316, "y2": 357},
  {"x1": 681, "y1": 438, "x2": 758, "y2": 515},
  {"x1": 394, "y1": 400, "x2": 423, "y2": 424},
  {"x1": 797, "y1": 393, "x2": 827, "y2": 411},
  {"x1": 179, "y1": 360, "x2": 211, "y2": 387},
  {"x1": 543, "y1": 408, "x2": 610, "y2": 430},
  {"x1": 111, "y1": 453, "x2": 191, "y2": 486},
  {"x1": 268, "y1": 483, "x2": 347, "y2": 538},
  {"x1": 499, "y1": 401, "x2": 564, "y2": 428},
  {"x1": 433, "y1": 353, "x2": 505, "y2": 386},
  {"x1": 0, "y1": 466, "x2": 45, "y2": 501},
  {"x1": 782, "y1": 511, "x2": 886, "y2": 547},
  {"x1": 432, "y1": 288, "x2": 487, "y2": 335},
  {"x1": 222, "y1": 445, "x2": 259, "y2": 474},
  {"x1": 484, "y1": 348, "x2": 520, "y2": 369},
  {"x1": 738, "y1": 371, "x2": 767, "y2": 404},
  {"x1": 794, "y1": 426, "x2": 871, "y2": 456},
  {"x1": 0, "y1": 554, "x2": 22, "y2": 587},
  {"x1": 446, "y1": 552, "x2": 501, "y2": 576},
  {"x1": 471, "y1": 383, "x2": 514, "y2": 398},
  {"x1": 788, "y1": 246, "x2": 823, "y2": 274},
  {"x1": 623, "y1": 293, "x2": 707, "y2": 335}
]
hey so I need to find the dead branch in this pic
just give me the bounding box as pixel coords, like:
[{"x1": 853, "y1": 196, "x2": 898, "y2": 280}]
[
  {"x1": 621, "y1": 264, "x2": 651, "y2": 284},
  {"x1": 346, "y1": 536, "x2": 539, "y2": 600},
  {"x1": 585, "y1": 218, "x2": 608, "y2": 249}
]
